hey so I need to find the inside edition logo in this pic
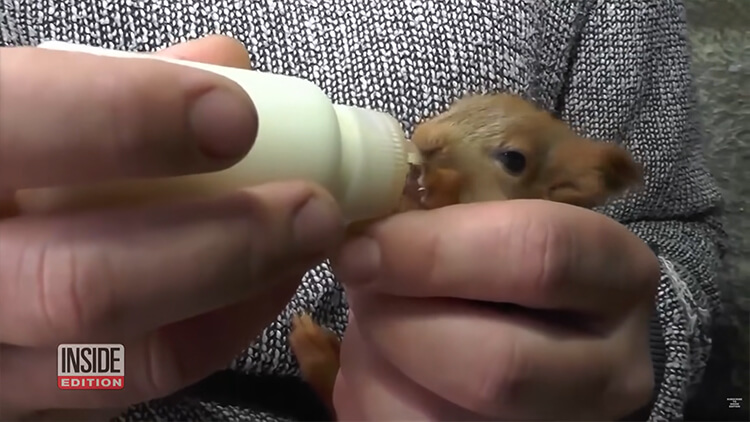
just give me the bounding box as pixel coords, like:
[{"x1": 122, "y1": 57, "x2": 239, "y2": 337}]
[{"x1": 57, "y1": 344, "x2": 124, "y2": 390}]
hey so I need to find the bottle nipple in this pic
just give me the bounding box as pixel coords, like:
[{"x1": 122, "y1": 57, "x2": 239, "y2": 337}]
[
  {"x1": 398, "y1": 140, "x2": 427, "y2": 211},
  {"x1": 400, "y1": 139, "x2": 463, "y2": 211}
]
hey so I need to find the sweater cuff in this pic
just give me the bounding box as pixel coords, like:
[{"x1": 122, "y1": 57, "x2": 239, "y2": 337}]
[
  {"x1": 648, "y1": 255, "x2": 715, "y2": 422},
  {"x1": 646, "y1": 243, "x2": 667, "y2": 400}
]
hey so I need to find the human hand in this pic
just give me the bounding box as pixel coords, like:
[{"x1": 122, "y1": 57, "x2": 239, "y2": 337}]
[
  {"x1": 332, "y1": 200, "x2": 659, "y2": 420},
  {"x1": 0, "y1": 35, "x2": 343, "y2": 421}
]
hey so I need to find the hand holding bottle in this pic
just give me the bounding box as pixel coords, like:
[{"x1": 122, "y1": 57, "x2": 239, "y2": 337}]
[
  {"x1": 333, "y1": 201, "x2": 658, "y2": 420},
  {"x1": 0, "y1": 35, "x2": 344, "y2": 420}
]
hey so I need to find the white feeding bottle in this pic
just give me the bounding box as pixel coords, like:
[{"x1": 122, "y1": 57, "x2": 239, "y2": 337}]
[{"x1": 16, "y1": 41, "x2": 423, "y2": 223}]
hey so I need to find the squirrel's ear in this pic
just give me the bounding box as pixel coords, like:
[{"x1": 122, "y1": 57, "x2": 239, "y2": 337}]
[
  {"x1": 597, "y1": 142, "x2": 643, "y2": 194},
  {"x1": 544, "y1": 139, "x2": 643, "y2": 209}
]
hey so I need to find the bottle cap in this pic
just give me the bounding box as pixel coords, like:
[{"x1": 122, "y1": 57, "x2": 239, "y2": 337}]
[{"x1": 332, "y1": 104, "x2": 419, "y2": 222}]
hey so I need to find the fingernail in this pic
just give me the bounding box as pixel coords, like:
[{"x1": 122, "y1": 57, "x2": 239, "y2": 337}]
[
  {"x1": 189, "y1": 87, "x2": 258, "y2": 160},
  {"x1": 293, "y1": 196, "x2": 344, "y2": 254},
  {"x1": 332, "y1": 236, "x2": 381, "y2": 286}
]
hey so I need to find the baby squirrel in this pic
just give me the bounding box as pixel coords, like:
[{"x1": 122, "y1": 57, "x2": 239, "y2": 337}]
[{"x1": 288, "y1": 92, "x2": 643, "y2": 419}]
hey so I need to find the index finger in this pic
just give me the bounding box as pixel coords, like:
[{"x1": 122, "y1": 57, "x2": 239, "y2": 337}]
[
  {"x1": 156, "y1": 35, "x2": 253, "y2": 69},
  {"x1": 0, "y1": 43, "x2": 257, "y2": 189},
  {"x1": 333, "y1": 200, "x2": 659, "y2": 317},
  {"x1": 0, "y1": 181, "x2": 343, "y2": 346}
]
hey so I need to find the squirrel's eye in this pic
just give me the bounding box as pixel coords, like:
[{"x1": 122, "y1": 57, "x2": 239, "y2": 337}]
[{"x1": 491, "y1": 149, "x2": 526, "y2": 175}]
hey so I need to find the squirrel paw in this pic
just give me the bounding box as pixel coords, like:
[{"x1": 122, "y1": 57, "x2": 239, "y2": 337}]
[{"x1": 289, "y1": 312, "x2": 341, "y2": 403}]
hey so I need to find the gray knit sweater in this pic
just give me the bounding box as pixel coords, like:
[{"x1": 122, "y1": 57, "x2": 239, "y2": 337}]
[{"x1": 0, "y1": 0, "x2": 725, "y2": 421}]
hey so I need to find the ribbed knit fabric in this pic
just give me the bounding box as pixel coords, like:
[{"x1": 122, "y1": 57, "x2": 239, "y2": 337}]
[{"x1": 0, "y1": 1, "x2": 725, "y2": 421}]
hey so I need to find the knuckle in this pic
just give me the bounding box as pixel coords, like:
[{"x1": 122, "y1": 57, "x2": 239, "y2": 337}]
[
  {"x1": 607, "y1": 364, "x2": 654, "y2": 418},
  {"x1": 90, "y1": 70, "x2": 144, "y2": 150},
  {"x1": 634, "y1": 372, "x2": 655, "y2": 405},
  {"x1": 88, "y1": 65, "x2": 186, "y2": 173},
  {"x1": 34, "y1": 242, "x2": 117, "y2": 340},
  {"x1": 424, "y1": 228, "x2": 444, "y2": 287},
  {"x1": 601, "y1": 341, "x2": 655, "y2": 418},
  {"x1": 226, "y1": 191, "x2": 276, "y2": 252},
  {"x1": 140, "y1": 334, "x2": 187, "y2": 398},
  {"x1": 623, "y1": 355, "x2": 655, "y2": 411},
  {"x1": 522, "y1": 217, "x2": 570, "y2": 293},
  {"x1": 29, "y1": 242, "x2": 83, "y2": 340},
  {"x1": 191, "y1": 191, "x2": 280, "y2": 292},
  {"x1": 470, "y1": 338, "x2": 528, "y2": 415},
  {"x1": 211, "y1": 35, "x2": 253, "y2": 65}
]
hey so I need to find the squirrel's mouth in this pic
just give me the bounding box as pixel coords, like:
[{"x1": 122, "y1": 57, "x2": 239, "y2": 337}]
[
  {"x1": 400, "y1": 139, "x2": 463, "y2": 211},
  {"x1": 402, "y1": 140, "x2": 429, "y2": 207},
  {"x1": 403, "y1": 162, "x2": 463, "y2": 211},
  {"x1": 402, "y1": 160, "x2": 428, "y2": 207}
]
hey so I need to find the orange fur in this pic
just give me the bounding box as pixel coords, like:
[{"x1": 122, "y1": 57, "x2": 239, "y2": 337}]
[
  {"x1": 289, "y1": 92, "x2": 643, "y2": 420},
  {"x1": 289, "y1": 314, "x2": 341, "y2": 418}
]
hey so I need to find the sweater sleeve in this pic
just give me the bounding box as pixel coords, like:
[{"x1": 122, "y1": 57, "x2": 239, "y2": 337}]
[{"x1": 558, "y1": 1, "x2": 725, "y2": 421}]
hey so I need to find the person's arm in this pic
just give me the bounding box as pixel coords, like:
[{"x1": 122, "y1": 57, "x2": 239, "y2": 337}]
[
  {"x1": 0, "y1": 3, "x2": 25, "y2": 47},
  {"x1": 558, "y1": 1, "x2": 724, "y2": 420}
]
